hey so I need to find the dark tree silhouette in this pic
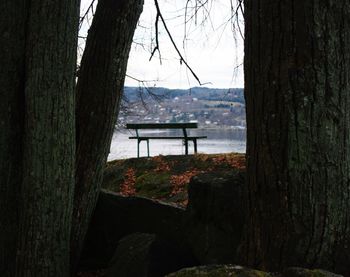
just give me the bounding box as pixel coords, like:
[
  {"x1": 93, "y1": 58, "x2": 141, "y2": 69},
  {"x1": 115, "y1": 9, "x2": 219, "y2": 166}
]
[
  {"x1": 0, "y1": 0, "x2": 26, "y2": 275},
  {"x1": 242, "y1": 0, "x2": 350, "y2": 274},
  {"x1": 2, "y1": 0, "x2": 350, "y2": 275},
  {"x1": 72, "y1": 0, "x2": 143, "y2": 269},
  {"x1": 1, "y1": 0, "x2": 79, "y2": 276},
  {"x1": 0, "y1": 0, "x2": 142, "y2": 275}
]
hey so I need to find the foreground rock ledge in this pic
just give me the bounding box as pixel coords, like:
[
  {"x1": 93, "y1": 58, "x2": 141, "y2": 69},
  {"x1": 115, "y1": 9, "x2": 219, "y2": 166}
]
[
  {"x1": 106, "y1": 233, "x2": 197, "y2": 277},
  {"x1": 185, "y1": 170, "x2": 246, "y2": 264},
  {"x1": 165, "y1": 265, "x2": 343, "y2": 277},
  {"x1": 79, "y1": 190, "x2": 188, "y2": 269}
]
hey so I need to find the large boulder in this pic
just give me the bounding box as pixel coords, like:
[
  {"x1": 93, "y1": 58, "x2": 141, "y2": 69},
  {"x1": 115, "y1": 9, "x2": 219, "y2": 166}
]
[
  {"x1": 79, "y1": 190, "x2": 190, "y2": 270},
  {"x1": 106, "y1": 233, "x2": 197, "y2": 277},
  {"x1": 79, "y1": 170, "x2": 248, "y2": 270},
  {"x1": 184, "y1": 170, "x2": 247, "y2": 264}
]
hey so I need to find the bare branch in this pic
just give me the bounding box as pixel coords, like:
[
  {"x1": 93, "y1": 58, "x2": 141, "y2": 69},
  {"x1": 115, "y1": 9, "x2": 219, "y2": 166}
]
[
  {"x1": 230, "y1": 0, "x2": 244, "y2": 40},
  {"x1": 79, "y1": 0, "x2": 96, "y2": 30},
  {"x1": 149, "y1": 8, "x2": 162, "y2": 63},
  {"x1": 125, "y1": 74, "x2": 165, "y2": 102},
  {"x1": 150, "y1": 0, "x2": 208, "y2": 86}
]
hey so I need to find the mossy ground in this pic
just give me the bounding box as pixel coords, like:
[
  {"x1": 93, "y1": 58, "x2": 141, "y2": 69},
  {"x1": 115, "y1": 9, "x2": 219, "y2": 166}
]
[{"x1": 102, "y1": 153, "x2": 245, "y2": 206}]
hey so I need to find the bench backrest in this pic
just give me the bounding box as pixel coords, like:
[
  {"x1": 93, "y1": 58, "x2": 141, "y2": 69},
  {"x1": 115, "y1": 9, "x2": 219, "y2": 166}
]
[{"x1": 126, "y1": 123, "x2": 198, "y2": 129}]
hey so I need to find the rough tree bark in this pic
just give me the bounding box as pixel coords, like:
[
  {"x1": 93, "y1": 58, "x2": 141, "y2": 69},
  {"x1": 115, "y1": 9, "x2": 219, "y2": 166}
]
[
  {"x1": 0, "y1": 1, "x2": 26, "y2": 276},
  {"x1": 243, "y1": 0, "x2": 350, "y2": 274},
  {"x1": 71, "y1": 0, "x2": 143, "y2": 269},
  {"x1": 15, "y1": 0, "x2": 79, "y2": 276}
]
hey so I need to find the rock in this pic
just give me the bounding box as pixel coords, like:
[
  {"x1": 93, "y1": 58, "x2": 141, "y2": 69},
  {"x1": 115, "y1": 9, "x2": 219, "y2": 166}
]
[
  {"x1": 283, "y1": 267, "x2": 343, "y2": 277},
  {"x1": 167, "y1": 191, "x2": 188, "y2": 204},
  {"x1": 165, "y1": 265, "x2": 273, "y2": 277},
  {"x1": 79, "y1": 170, "x2": 247, "y2": 270},
  {"x1": 106, "y1": 233, "x2": 197, "y2": 277},
  {"x1": 184, "y1": 170, "x2": 247, "y2": 264},
  {"x1": 166, "y1": 265, "x2": 343, "y2": 277},
  {"x1": 79, "y1": 190, "x2": 190, "y2": 270}
]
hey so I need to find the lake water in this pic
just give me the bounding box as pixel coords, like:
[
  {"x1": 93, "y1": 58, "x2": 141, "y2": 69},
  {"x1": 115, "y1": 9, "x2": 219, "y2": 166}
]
[{"x1": 108, "y1": 128, "x2": 246, "y2": 160}]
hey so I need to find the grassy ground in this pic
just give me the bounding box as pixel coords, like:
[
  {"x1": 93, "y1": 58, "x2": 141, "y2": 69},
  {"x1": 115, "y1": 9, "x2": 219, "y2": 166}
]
[{"x1": 102, "y1": 153, "x2": 245, "y2": 206}]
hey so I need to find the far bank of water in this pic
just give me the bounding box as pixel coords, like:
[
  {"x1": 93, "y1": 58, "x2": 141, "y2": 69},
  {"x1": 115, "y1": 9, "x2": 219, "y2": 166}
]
[{"x1": 108, "y1": 128, "x2": 246, "y2": 160}]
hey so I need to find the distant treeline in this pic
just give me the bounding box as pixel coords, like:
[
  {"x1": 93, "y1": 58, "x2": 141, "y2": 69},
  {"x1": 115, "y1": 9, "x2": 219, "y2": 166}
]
[{"x1": 123, "y1": 86, "x2": 245, "y2": 104}]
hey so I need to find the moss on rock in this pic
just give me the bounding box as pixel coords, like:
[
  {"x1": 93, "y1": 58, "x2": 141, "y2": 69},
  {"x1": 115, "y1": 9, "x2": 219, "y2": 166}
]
[
  {"x1": 166, "y1": 266, "x2": 342, "y2": 277},
  {"x1": 165, "y1": 265, "x2": 273, "y2": 277},
  {"x1": 283, "y1": 267, "x2": 343, "y2": 277},
  {"x1": 135, "y1": 172, "x2": 172, "y2": 198},
  {"x1": 102, "y1": 153, "x2": 246, "y2": 204}
]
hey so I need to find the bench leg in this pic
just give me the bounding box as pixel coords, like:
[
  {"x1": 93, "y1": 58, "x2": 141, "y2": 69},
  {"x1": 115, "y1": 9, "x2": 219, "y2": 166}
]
[
  {"x1": 147, "y1": 139, "x2": 150, "y2": 157},
  {"x1": 193, "y1": 139, "x2": 197, "y2": 154},
  {"x1": 137, "y1": 139, "x2": 140, "y2": 158},
  {"x1": 184, "y1": 139, "x2": 189, "y2": 155}
]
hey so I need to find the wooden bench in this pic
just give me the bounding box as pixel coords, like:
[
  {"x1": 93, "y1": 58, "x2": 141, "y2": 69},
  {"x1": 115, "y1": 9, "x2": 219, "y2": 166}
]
[{"x1": 126, "y1": 123, "x2": 207, "y2": 157}]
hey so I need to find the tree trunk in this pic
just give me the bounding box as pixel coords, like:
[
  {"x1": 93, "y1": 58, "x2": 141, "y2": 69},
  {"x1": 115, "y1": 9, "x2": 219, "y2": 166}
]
[
  {"x1": 15, "y1": 0, "x2": 79, "y2": 276},
  {"x1": 71, "y1": 0, "x2": 143, "y2": 269},
  {"x1": 243, "y1": 0, "x2": 350, "y2": 274},
  {"x1": 0, "y1": 1, "x2": 26, "y2": 276}
]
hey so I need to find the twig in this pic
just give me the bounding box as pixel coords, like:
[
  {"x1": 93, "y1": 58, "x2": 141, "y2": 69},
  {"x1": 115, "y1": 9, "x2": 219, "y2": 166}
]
[
  {"x1": 150, "y1": 0, "x2": 206, "y2": 86},
  {"x1": 149, "y1": 6, "x2": 162, "y2": 63},
  {"x1": 125, "y1": 74, "x2": 165, "y2": 103},
  {"x1": 79, "y1": 0, "x2": 96, "y2": 30},
  {"x1": 230, "y1": 0, "x2": 244, "y2": 40}
]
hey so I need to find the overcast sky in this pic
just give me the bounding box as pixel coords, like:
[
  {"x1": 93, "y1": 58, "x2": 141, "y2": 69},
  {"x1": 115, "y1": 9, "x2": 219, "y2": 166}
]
[{"x1": 80, "y1": 0, "x2": 244, "y2": 89}]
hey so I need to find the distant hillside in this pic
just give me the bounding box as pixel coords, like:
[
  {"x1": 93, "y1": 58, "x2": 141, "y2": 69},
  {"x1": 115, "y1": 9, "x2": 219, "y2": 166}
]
[
  {"x1": 123, "y1": 86, "x2": 245, "y2": 104},
  {"x1": 119, "y1": 86, "x2": 246, "y2": 128}
]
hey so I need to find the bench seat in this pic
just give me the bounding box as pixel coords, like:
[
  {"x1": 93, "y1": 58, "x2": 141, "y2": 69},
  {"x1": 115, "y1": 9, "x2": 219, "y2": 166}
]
[
  {"x1": 126, "y1": 122, "x2": 207, "y2": 157},
  {"x1": 129, "y1": 136, "x2": 207, "y2": 140}
]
